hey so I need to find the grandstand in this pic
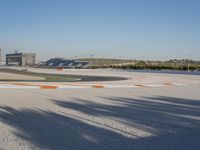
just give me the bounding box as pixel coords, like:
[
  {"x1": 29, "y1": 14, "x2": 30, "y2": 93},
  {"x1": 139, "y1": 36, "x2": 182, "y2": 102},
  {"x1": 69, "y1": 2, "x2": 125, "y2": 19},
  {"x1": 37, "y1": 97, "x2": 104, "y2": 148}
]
[{"x1": 37, "y1": 58, "x2": 90, "y2": 68}]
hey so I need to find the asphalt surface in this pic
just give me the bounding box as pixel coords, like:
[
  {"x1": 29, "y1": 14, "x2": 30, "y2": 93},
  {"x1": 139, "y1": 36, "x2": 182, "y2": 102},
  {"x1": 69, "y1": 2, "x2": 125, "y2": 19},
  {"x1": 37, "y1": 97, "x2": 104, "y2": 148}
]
[
  {"x1": 0, "y1": 69, "x2": 200, "y2": 150},
  {"x1": 0, "y1": 68, "x2": 127, "y2": 82}
]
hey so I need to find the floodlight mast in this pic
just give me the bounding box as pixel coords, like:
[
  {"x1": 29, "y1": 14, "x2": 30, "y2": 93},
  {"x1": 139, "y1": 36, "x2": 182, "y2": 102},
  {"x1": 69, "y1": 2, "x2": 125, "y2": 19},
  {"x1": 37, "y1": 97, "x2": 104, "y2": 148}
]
[
  {"x1": 188, "y1": 54, "x2": 190, "y2": 72},
  {"x1": 0, "y1": 48, "x2": 1, "y2": 66}
]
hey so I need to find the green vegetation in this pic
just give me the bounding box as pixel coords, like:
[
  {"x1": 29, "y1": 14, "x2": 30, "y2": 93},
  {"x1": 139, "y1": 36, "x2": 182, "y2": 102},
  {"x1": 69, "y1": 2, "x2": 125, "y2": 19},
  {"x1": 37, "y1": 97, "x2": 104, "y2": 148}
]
[{"x1": 79, "y1": 58, "x2": 200, "y2": 71}]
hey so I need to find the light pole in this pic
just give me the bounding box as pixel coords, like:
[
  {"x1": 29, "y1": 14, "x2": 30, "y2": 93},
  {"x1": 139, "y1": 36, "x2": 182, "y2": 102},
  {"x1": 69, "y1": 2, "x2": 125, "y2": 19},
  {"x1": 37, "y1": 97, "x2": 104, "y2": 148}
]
[
  {"x1": 188, "y1": 54, "x2": 190, "y2": 72},
  {"x1": 0, "y1": 48, "x2": 2, "y2": 66}
]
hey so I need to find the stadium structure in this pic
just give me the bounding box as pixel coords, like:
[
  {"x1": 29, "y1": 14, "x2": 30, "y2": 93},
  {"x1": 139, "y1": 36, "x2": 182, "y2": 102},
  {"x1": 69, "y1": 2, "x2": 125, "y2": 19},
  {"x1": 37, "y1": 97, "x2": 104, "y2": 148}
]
[{"x1": 37, "y1": 58, "x2": 90, "y2": 69}]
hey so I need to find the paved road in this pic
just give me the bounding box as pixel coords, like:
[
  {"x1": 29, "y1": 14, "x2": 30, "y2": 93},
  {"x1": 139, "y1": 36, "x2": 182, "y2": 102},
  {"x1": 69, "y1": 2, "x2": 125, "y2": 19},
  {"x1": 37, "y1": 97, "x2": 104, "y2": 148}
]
[
  {"x1": 0, "y1": 69, "x2": 200, "y2": 150},
  {"x1": 0, "y1": 68, "x2": 199, "y2": 89}
]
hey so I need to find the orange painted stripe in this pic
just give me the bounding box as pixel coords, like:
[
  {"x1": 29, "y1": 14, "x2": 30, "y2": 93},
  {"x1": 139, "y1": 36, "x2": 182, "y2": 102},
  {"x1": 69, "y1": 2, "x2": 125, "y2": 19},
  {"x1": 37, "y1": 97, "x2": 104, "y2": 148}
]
[
  {"x1": 5, "y1": 82, "x2": 90, "y2": 88},
  {"x1": 92, "y1": 85, "x2": 105, "y2": 88},
  {"x1": 9, "y1": 83, "x2": 59, "y2": 89},
  {"x1": 40, "y1": 86, "x2": 58, "y2": 89}
]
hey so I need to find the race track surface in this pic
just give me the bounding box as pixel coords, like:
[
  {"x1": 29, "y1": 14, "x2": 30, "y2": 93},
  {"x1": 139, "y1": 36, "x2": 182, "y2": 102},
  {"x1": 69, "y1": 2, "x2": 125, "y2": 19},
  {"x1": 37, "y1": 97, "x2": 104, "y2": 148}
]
[{"x1": 0, "y1": 68, "x2": 200, "y2": 150}]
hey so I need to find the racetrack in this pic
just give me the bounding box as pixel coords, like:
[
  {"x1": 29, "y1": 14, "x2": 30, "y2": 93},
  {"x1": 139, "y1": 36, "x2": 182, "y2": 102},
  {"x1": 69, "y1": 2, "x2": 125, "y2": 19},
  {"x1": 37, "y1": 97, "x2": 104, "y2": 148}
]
[
  {"x1": 0, "y1": 68, "x2": 127, "y2": 82},
  {"x1": 0, "y1": 67, "x2": 199, "y2": 89},
  {"x1": 0, "y1": 68, "x2": 200, "y2": 150}
]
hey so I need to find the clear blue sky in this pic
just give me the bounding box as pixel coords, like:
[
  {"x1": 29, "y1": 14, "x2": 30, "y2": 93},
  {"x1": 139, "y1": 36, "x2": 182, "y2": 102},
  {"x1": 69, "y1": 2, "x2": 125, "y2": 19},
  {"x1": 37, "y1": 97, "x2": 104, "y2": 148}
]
[{"x1": 0, "y1": 0, "x2": 199, "y2": 61}]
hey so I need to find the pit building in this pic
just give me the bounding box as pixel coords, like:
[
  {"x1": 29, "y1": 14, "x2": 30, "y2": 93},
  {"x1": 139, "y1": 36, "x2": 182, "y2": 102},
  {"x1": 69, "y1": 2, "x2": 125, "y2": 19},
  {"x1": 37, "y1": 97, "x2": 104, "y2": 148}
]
[{"x1": 6, "y1": 53, "x2": 36, "y2": 66}]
